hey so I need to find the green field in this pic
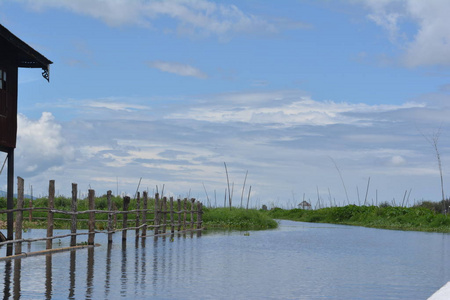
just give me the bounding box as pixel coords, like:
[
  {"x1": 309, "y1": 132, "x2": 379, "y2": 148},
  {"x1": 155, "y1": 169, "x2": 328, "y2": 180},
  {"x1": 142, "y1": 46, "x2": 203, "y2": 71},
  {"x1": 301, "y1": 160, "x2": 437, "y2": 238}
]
[{"x1": 265, "y1": 204, "x2": 450, "y2": 232}]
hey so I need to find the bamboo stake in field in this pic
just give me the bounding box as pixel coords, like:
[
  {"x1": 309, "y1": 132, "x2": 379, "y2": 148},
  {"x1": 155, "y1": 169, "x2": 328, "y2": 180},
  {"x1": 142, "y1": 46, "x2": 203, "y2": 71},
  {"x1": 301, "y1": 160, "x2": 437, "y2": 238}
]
[
  {"x1": 202, "y1": 182, "x2": 210, "y2": 208},
  {"x1": 246, "y1": 186, "x2": 252, "y2": 210},
  {"x1": 420, "y1": 126, "x2": 445, "y2": 213},
  {"x1": 224, "y1": 162, "x2": 232, "y2": 210},
  {"x1": 224, "y1": 188, "x2": 227, "y2": 208},
  {"x1": 329, "y1": 157, "x2": 350, "y2": 205},
  {"x1": 363, "y1": 177, "x2": 370, "y2": 206},
  {"x1": 241, "y1": 170, "x2": 248, "y2": 208}
]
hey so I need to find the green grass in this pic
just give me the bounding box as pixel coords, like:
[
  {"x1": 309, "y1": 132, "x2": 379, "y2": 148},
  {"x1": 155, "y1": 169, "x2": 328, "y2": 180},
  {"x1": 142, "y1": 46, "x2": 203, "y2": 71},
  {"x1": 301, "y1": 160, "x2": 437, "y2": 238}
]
[
  {"x1": 265, "y1": 205, "x2": 450, "y2": 232},
  {"x1": 0, "y1": 196, "x2": 278, "y2": 231},
  {"x1": 202, "y1": 207, "x2": 278, "y2": 230}
]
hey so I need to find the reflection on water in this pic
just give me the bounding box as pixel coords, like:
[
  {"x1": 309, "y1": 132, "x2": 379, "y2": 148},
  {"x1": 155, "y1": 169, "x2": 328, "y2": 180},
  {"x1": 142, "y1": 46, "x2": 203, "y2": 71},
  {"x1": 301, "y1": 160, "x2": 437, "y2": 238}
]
[
  {"x1": 69, "y1": 251, "x2": 75, "y2": 299},
  {"x1": 45, "y1": 255, "x2": 51, "y2": 299},
  {"x1": 1, "y1": 223, "x2": 450, "y2": 299},
  {"x1": 0, "y1": 231, "x2": 202, "y2": 299},
  {"x1": 3, "y1": 260, "x2": 10, "y2": 299}
]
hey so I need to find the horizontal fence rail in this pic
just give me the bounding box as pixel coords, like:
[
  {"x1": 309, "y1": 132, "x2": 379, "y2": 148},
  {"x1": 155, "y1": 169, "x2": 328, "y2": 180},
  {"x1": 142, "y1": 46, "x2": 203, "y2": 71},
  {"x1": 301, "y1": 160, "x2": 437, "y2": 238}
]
[{"x1": 0, "y1": 178, "x2": 203, "y2": 258}]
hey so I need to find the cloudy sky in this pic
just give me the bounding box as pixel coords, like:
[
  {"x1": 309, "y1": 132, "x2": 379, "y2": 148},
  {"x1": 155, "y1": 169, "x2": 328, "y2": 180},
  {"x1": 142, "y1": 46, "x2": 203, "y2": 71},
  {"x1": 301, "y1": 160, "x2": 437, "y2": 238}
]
[{"x1": 1, "y1": 0, "x2": 450, "y2": 208}]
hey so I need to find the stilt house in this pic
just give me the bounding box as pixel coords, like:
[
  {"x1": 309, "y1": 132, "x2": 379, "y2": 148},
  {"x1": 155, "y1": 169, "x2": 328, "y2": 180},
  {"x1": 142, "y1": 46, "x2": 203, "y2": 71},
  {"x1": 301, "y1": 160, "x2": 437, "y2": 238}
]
[{"x1": 0, "y1": 24, "x2": 52, "y2": 251}]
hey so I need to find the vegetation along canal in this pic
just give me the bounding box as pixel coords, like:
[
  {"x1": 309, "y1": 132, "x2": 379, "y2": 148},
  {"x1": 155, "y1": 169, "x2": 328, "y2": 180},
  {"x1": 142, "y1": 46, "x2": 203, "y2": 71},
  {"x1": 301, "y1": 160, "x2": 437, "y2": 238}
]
[{"x1": 0, "y1": 219, "x2": 449, "y2": 299}]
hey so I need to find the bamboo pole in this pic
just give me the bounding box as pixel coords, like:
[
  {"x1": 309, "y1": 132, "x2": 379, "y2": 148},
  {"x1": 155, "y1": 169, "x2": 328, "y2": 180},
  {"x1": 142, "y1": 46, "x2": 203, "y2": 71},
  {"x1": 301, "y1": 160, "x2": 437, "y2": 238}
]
[
  {"x1": 122, "y1": 196, "x2": 130, "y2": 241},
  {"x1": 162, "y1": 197, "x2": 167, "y2": 234},
  {"x1": 177, "y1": 198, "x2": 182, "y2": 231},
  {"x1": 190, "y1": 198, "x2": 195, "y2": 229},
  {"x1": 170, "y1": 197, "x2": 174, "y2": 233},
  {"x1": 107, "y1": 190, "x2": 113, "y2": 244},
  {"x1": 135, "y1": 192, "x2": 140, "y2": 238},
  {"x1": 183, "y1": 198, "x2": 187, "y2": 230},
  {"x1": 246, "y1": 186, "x2": 252, "y2": 210},
  {"x1": 142, "y1": 191, "x2": 148, "y2": 237},
  {"x1": 70, "y1": 183, "x2": 77, "y2": 247},
  {"x1": 224, "y1": 162, "x2": 232, "y2": 210},
  {"x1": 240, "y1": 170, "x2": 248, "y2": 208},
  {"x1": 0, "y1": 244, "x2": 95, "y2": 262},
  {"x1": 197, "y1": 201, "x2": 202, "y2": 229},
  {"x1": 15, "y1": 177, "x2": 24, "y2": 255},
  {"x1": 154, "y1": 193, "x2": 160, "y2": 235},
  {"x1": 46, "y1": 180, "x2": 55, "y2": 250},
  {"x1": 88, "y1": 189, "x2": 95, "y2": 245}
]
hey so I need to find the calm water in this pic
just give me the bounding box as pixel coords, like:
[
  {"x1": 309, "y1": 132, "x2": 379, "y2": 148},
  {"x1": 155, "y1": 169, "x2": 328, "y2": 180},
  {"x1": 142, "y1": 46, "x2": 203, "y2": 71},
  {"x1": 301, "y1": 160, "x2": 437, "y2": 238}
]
[{"x1": 0, "y1": 220, "x2": 449, "y2": 299}]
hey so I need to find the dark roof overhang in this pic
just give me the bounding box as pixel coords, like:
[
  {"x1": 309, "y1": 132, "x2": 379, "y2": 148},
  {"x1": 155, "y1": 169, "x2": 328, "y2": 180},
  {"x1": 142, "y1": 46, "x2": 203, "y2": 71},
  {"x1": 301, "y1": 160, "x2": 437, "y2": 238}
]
[{"x1": 0, "y1": 24, "x2": 53, "y2": 81}]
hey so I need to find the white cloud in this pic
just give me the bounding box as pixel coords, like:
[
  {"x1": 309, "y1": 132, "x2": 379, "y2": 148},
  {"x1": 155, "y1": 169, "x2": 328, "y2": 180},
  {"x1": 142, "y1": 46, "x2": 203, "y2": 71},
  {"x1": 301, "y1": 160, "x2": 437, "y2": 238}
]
[
  {"x1": 9, "y1": 91, "x2": 447, "y2": 205},
  {"x1": 20, "y1": 0, "x2": 286, "y2": 40},
  {"x1": 16, "y1": 112, "x2": 74, "y2": 177},
  {"x1": 390, "y1": 155, "x2": 406, "y2": 165},
  {"x1": 167, "y1": 92, "x2": 424, "y2": 127},
  {"x1": 86, "y1": 101, "x2": 150, "y2": 112},
  {"x1": 148, "y1": 61, "x2": 208, "y2": 79},
  {"x1": 362, "y1": 0, "x2": 450, "y2": 67}
]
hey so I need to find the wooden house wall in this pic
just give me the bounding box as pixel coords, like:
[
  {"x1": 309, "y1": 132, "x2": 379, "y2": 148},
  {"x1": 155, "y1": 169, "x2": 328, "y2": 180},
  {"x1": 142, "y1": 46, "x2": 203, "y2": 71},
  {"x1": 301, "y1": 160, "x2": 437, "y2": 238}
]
[{"x1": 0, "y1": 40, "x2": 18, "y2": 149}]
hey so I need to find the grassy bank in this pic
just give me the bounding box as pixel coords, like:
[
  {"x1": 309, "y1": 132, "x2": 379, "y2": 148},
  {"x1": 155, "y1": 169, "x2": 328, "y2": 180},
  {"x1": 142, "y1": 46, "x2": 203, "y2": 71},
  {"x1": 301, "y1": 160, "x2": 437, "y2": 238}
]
[
  {"x1": 202, "y1": 207, "x2": 278, "y2": 230},
  {"x1": 0, "y1": 196, "x2": 278, "y2": 231},
  {"x1": 265, "y1": 205, "x2": 450, "y2": 232}
]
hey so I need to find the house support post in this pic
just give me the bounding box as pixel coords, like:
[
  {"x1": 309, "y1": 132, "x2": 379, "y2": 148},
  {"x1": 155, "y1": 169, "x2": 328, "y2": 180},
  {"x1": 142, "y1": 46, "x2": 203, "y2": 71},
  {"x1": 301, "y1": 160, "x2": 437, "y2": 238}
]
[{"x1": 6, "y1": 148, "x2": 14, "y2": 256}]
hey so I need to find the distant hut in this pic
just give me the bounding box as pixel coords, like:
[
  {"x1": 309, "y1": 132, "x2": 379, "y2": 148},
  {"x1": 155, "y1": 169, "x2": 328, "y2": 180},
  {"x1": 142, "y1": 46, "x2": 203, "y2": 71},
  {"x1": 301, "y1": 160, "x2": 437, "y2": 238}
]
[
  {"x1": 0, "y1": 24, "x2": 52, "y2": 254},
  {"x1": 298, "y1": 200, "x2": 312, "y2": 210}
]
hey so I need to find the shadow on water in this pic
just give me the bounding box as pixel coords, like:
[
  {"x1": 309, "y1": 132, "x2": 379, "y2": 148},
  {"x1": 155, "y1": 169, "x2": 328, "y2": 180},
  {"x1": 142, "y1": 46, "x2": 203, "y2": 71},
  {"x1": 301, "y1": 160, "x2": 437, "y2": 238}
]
[{"x1": 0, "y1": 231, "x2": 202, "y2": 299}]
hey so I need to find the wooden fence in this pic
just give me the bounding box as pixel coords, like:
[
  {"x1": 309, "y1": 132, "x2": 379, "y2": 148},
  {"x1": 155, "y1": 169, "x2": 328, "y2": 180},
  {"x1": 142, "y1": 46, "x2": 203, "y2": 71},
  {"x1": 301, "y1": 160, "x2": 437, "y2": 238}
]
[{"x1": 0, "y1": 178, "x2": 203, "y2": 259}]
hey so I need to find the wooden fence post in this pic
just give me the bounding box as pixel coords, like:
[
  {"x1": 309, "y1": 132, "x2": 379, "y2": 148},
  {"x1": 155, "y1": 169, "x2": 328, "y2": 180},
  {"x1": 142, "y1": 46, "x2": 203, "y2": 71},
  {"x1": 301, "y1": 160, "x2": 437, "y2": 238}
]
[
  {"x1": 70, "y1": 183, "x2": 77, "y2": 247},
  {"x1": 170, "y1": 197, "x2": 174, "y2": 233},
  {"x1": 177, "y1": 199, "x2": 181, "y2": 231},
  {"x1": 135, "y1": 192, "x2": 140, "y2": 238},
  {"x1": 88, "y1": 189, "x2": 95, "y2": 245},
  {"x1": 122, "y1": 196, "x2": 130, "y2": 241},
  {"x1": 142, "y1": 191, "x2": 148, "y2": 237},
  {"x1": 183, "y1": 198, "x2": 187, "y2": 230},
  {"x1": 190, "y1": 198, "x2": 195, "y2": 230},
  {"x1": 107, "y1": 190, "x2": 113, "y2": 244},
  {"x1": 162, "y1": 197, "x2": 167, "y2": 234},
  {"x1": 15, "y1": 177, "x2": 24, "y2": 255},
  {"x1": 46, "y1": 180, "x2": 55, "y2": 250},
  {"x1": 154, "y1": 193, "x2": 160, "y2": 235},
  {"x1": 197, "y1": 201, "x2": 203, "y2": 230}
]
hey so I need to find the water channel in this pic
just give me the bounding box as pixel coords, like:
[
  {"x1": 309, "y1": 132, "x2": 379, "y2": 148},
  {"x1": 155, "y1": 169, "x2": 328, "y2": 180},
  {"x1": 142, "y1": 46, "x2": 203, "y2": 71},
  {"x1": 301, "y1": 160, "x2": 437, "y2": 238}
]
[{"x1": 0, "y1": 220, "x2": 449, "y2": 299}]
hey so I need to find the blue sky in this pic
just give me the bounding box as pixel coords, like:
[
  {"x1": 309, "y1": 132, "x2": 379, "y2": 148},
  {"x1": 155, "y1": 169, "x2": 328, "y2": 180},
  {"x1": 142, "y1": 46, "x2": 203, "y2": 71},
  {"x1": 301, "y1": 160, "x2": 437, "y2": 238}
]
[{"x1": 1, "y1": 0, "x2": 450, "y2": 207}]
